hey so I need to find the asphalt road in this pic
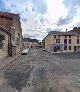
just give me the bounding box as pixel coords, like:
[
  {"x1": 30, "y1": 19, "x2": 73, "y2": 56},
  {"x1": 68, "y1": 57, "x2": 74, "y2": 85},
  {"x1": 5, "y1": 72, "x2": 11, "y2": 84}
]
[{"x1": 0, "y1": 49, "x2": 80, "y2": 92}]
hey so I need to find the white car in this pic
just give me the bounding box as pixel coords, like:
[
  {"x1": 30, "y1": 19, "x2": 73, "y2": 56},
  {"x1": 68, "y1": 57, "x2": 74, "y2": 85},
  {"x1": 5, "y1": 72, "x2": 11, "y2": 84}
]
[
  {"x1": 42, "y1": 48, "x2": 46, "y2": 51},
  {"x1": 22, "y1": 48, "x2": 29, "y2": 55}
]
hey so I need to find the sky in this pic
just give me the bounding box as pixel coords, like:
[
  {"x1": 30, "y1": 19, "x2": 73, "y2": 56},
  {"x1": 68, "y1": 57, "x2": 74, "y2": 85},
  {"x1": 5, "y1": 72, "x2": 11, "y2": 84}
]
[{"x1": 0, "y1": 0, "x2": 80, "y2": 41}]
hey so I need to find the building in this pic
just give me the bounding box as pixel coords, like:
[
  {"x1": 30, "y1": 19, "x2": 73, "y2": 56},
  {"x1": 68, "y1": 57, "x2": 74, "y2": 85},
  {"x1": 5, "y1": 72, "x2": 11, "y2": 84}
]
[
  {"x1": 38, "y1": 42, "x2": 43, "y2": 48},
  {"x1": 30, "y1": 39, "x2": 39, "y2": 49},
  {"x1": 23, "y1": 37, "x2": 32, "y2": 48},
  {"x1": 0, "y1": 26, "x2": 11, "y2": 59},
  {"x1": 43, "y1": 31, "x2": 80, "y2": 53},
  {"x1": 69, "y1": 27, "x2": 80, "y2": 34},
  {"x1": 42, "y1": 39, "x2": 45, "y2": 49},
  {"x1": 23, "y1": 37, "x2": 39, "y2": 49},
  {"x1": 0, "y1": 12, "x2": 22, "y2": 57}
]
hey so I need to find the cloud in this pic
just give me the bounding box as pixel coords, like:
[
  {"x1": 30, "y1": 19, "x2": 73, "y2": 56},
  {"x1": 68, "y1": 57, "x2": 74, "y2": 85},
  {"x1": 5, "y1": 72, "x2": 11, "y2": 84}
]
[
  {"x1": 1, "y1": 0, "x2": 42, "y2": 38},
  {"x1": 39, "y1": 17, "x2": 45, "y2": 24},
  {"x1": 63, "y1": 0, "x2": 80, "y2": 8},
  {"x1": 46, "y1": 27, "x2": 62, "y2": 33},
  {"x1": 1, "y1": 0, "x2": 80, "y2": 40},
  {"x1": 31, "y1": 0, "x2": 48, "y2": 14},
  {"x1": 23, "y1": 33, "x2": 38, "y2": 38},
  {"x1": 23, "y1": 29, "x2": 40, "y2": 38},
  {"x1": 75, "y1": 22, "x2": 80, "y2": 27},
  {"x1": 63, "y1": 0, "x2": 80, "y2": 18},
  {"x1": 57, "y1": 15, "x2": 73, "y2": 26},
  {"x1": 56, "y1": 0, "x2": 80, "y2": 27}
]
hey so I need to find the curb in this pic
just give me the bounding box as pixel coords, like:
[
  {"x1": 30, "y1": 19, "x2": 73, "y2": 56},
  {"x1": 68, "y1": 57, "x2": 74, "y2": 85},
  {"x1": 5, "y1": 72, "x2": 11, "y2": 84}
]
[{"x1": 0, "y1": 54, "x2": 21, "y2": 70}]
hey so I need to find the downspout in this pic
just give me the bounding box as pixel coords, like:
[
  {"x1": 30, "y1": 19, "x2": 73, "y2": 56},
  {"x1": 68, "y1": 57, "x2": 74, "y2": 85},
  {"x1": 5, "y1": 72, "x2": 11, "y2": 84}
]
[{"x1": 8, "y1": 31, "x2": 12, "y2": 57}]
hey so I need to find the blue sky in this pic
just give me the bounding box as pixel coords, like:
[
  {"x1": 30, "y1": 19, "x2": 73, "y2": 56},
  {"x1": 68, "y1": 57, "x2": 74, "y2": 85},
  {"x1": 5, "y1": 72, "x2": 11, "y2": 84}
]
[{"x1": 0, "y1": 0, "x2": 80, "y2": 40}]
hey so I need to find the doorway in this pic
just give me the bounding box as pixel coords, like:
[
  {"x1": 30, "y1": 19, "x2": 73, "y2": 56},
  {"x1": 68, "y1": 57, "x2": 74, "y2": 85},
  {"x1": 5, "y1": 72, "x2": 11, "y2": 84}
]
[
  {"x1": 74, "y1": 46, "x2": 76, "y2": 52},
  {"x1": 54, "y1": 47, "x2": 57, "y2": 52}
]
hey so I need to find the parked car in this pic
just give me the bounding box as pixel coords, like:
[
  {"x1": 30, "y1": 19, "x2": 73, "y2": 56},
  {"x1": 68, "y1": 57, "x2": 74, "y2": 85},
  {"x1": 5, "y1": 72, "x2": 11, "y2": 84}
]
[
  {"x1": 42, "y1": 48, "x2": 46, "y2": 51},
  {"x1": 22, "y1": 48, "x2": 29, "y2": 55}
]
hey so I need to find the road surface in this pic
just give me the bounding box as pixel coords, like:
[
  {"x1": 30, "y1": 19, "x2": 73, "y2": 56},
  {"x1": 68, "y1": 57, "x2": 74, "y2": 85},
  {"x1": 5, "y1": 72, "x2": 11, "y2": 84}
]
[{"x1": 0, "y1": 49, "x2": 80, "y2": 92}]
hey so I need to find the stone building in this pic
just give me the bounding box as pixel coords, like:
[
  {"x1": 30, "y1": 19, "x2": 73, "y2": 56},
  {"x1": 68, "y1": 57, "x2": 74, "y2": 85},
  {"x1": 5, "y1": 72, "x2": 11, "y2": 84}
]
[
  {"x1": 0, "y1": 26, "x2": 10, "y2": 59},
  {"x1": 43, "y1": 31, "x2": 80, "y2": 53},
  {"x1": 0, "y1": 12, "x2": 22, "y2": 58}
]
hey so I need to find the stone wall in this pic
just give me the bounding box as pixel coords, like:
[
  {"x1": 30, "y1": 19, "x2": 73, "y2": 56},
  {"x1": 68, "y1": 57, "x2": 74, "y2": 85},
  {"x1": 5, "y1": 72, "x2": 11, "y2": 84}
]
[
  {"x1": 0, "y1": 16, "x2": 13, "y2": 29},
  {"x1": 13, "y1": 16, "x2": 22, "y2": 53},
  {"x1": 0, "y1": 29, "x2": 9, "y2": 59}
]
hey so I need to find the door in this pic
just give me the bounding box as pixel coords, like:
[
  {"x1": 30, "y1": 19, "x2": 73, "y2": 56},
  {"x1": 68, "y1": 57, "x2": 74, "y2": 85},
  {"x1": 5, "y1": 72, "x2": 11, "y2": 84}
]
[
  {"x1": 74, "y1": 46, "x2": 76, "y2": 52},
  {"x1": 54, "y1": 47, "x2": 57, "y2": 52}
]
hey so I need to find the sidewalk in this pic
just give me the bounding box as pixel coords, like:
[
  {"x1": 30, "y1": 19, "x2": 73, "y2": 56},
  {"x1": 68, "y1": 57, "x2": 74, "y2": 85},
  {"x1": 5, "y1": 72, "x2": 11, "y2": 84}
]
[{"x1": 0, "y1": 53, "x2": 21, "y2": 70}]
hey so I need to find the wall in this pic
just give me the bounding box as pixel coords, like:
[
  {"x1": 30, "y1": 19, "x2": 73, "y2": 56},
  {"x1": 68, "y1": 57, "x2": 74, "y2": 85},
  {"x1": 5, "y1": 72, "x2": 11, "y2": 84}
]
[
  {"x1": 0, "y1": 14, "x2": 23, "y2": 56},
  {"x1": 32, "y1": 42, "x2": 39, "y2": 49},
  {"x1": 0, "y1": 16, "x2": 13, "y2": 29},
  {"x1": 0, "y1": 29, "x2": 9, "y2": 59},
  {"x1": 23, "y1": 42, "x2": 32, "y2": 48},
  {"x1": 13, "y1": 16, "x2": 22, "y2": 53},
  {"x1": 45, "y1": 35, "x2": 50, "y2": 52},
  {"x1": 45, "y1": 34, "x2": 80, "y2": 53}
]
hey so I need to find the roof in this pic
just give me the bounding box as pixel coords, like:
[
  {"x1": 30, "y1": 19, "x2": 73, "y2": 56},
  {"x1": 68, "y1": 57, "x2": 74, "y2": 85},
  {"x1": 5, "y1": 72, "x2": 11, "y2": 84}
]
[
  {"x1": 30, "y1": 39, "x2": 38, "y2": 43},
  {"x1": 23, "y1": 37, "x2": 31, "y2": 42},
  {"x1": 69, "y1": 27, "x2": 80, "y2": 34},
  {"x1": 48, "y1": 31, "x2": 79, "y2": 36},
  {"x1": 0, "y1": 12, "x2": 19, "y2": 19},
  {"x1": 23, "y1": 38, "x2": 39, "y2": 43}
]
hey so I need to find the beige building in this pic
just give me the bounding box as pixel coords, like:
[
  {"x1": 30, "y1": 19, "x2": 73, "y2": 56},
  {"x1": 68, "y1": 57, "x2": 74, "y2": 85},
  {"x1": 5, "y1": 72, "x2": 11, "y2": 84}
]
[
  {"x1": 43, "y1": 31, "x2": 80, "y2": 53},
  {"x1": 0, "y1": 12, "x2": 22, "y2": 58}
]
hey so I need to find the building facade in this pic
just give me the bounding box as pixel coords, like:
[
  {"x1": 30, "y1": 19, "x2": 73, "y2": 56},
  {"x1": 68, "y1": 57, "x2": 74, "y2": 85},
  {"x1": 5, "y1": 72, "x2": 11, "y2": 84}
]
[
  {"x1": 0, "y1": 12, "x2": 22, "y2": 57},
  {"x1": 0, "y1": 26, "x2": 11, "y2": 59},
  {"x1": 43, "y1": 31, "x2": 80, "y2": 53},
  {"x1": 23, "y1": 37, "x2": 39, "y2": 49},
  {"x1": 23, "y1": 37, "x2": 32, "y2": 48}
]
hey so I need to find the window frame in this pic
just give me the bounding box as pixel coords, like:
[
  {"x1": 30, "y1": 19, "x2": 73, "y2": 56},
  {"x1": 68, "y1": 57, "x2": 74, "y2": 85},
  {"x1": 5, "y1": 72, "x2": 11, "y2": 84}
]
[
  {"x1": 65, "y1": 35, "x2": 67, "y2": 38},
  {"x1": 64, "y1": 46, "x2": 67, "y2": 50},
  {"x1": 69, "y1": 46, "x2": 71, "y2": 50},
  {"x1": 69, "y1": 39, "x2": 71, "y2": 44},
  {"x1": 64, "y1": 39, "x2": 67, "y2": 44},
  {"x1": 77, "y1": 39, "x2": 79, "y2": 44},
  {"x1": 56, "y1": 39, "x2": 60, "y2": 43},
  {"x1": 54, "y1": 35, "x2": 56, "y2": 38},
  {"x1": 69, "y1": 35, "x2": 71, "y2": 38}
]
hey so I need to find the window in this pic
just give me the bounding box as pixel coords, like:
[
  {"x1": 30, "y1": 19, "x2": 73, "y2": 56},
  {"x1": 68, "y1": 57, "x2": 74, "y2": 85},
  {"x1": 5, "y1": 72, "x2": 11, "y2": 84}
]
[
  {"x1": 69, "y1": 46, "x2": 71, "y2": 50},
  {"x1": 69, "y1": 35, "x2": 71, "y2": 38},
  {"x1": 54, "y1": 35, "x2": 56, "y2": 38},
  {"x1": 77, "y1": 39, "x2": 79, "y2": 44},
  {"x1": 58, "y1": 35, "x2": 60, "y2": 38},
  {"x1": 77, "y1": 36, "x2": 79, "y2": 38},
  {"x1": 69, "y1": 39, "x2": 71, "y2": 44},
  {"x1": 56, "y1": 39, "x2": 60, "y2": 43},
  {"x1": 65, "y1": 35, "x2": 67, "y2": 38},
  {"x1": 57, "y1": 46, "x2": 60, "y2": 51},
  {"x1": 64, "y1": 46, "x2": 67, "y2": 50},
  {"x1": 64, "y1": 39, "x2": 67, "y2": 44},
  {"x1": 74, "y1": 46, "x2": 76, "y2": 51}
]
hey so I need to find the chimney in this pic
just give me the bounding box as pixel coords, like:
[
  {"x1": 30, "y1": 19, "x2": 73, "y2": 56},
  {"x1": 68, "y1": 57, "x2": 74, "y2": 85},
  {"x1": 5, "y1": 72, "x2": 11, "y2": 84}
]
[{"x1": 66, "y1": 29, "x2": 67, "y2": 32}]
